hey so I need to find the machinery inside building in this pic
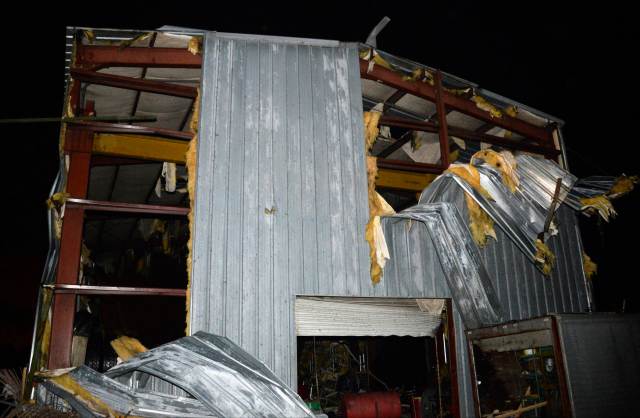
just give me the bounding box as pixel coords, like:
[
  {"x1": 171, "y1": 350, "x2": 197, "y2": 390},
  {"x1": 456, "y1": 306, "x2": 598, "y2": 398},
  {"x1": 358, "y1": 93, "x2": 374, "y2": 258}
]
[{"x1": 297, "y1": 335, "x2": 452, "y2": 418}]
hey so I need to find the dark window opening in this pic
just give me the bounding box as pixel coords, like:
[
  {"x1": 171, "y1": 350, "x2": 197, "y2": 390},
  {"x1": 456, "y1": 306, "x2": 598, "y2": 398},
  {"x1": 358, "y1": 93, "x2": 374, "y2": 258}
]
[
  {"x1": 70, "y1": 212, "x2": 188, "y2": 372},
  {"x1": 471, "y1": 339, "x2": 563, "y2": 417}
]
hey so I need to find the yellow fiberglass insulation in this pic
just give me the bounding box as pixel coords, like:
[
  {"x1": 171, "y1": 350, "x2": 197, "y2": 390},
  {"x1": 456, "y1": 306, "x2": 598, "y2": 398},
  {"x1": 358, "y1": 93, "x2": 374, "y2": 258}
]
[
  {"x1": 364, "y1": 110, "x2": 395, "y2": 284},
  {"x1": 445, "y1": 164, "x2": 496, "y2": 247},
  {"x1": 580, "y1": 195, "x2": 616, "y2": 222},
  {"x1": 110, "y1": 336, "x2": 147, "y2": 361},
  {"x1": 185, "y1": 89, "x2": 200, "y2": 334},
  {"x1": 608, "y1": 175, "x2": 638, "y2": 198},
  {"x1": 471, "y1": 95, "x2": 502, "y2": 119},
  {"x1": 45, "y1": 372, "x2": 116, "y2": 417},
  {"x1": 364, "y1": 110, "x2": 382, "y2": 153},
  {"x1": 471, "y1": 149, "x2": 519, "y2": 193},
  {"x1": 535, "y1": 239, "x2": 556, "y2": 276},
  {"x1": 583, "y1": 252, "x2": 597, "y2": 280}
]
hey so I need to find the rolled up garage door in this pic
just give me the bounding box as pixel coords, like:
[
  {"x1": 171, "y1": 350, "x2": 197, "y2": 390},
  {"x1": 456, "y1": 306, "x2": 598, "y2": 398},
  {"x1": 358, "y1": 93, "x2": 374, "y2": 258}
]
[{"x1": 295, "y1": 297, "x2": 444, "y2": 337}]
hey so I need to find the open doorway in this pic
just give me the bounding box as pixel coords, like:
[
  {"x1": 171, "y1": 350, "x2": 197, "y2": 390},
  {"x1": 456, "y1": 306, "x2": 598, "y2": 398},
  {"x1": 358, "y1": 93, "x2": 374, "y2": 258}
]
[
  {"x1": 295, "y1": 297, "x2": 457, "y2": 418},
  {"x1": 467, "y1": 317, "x2": 566, "y2": 418}
]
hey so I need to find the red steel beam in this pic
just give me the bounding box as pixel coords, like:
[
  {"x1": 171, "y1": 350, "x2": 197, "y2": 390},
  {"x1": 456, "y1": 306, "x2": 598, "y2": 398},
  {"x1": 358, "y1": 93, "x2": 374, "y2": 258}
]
[
  {"x1": 52, "y1": 284, "x2": 186, "y2": 297},
  {"x1": 360, "y1": 59, "x2": 554, "y2": 146},
  {"x1": 71, "y1": 68, "x2": 198, "y2": 99},
  {"x1": 376, "y1": 158, "x2": 444, "y2": 174},
  {"x1": 67, "y1": 120, "x2": 193, "y2": 140},
  {"x1": 75, "y1": 45, "x2": 202, "y2": 70},
  {"x1": 66, "y1": 198, "x2": 189, "y2": 216},
  {"x1": 435, "y1": 70, "x2": 451, "y2": 168},
  {"x1": 49, "y1": 128, "x2": 93, "y2": 369},
  {"x1": 379, "y1": 115, "x2": 560, "y2": 157}
]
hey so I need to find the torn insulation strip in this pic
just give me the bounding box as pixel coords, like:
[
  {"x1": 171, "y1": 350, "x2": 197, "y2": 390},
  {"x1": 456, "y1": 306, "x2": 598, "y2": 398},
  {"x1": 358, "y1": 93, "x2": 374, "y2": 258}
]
[
  {"x1": 366, "y1": 156, "x2": 395, "y2": 284},
  {"x1": 583, "y1": 253, "x2": 597, "y2": 280},
  {"x1": 471, "y1": 95, "x2": 502, "y2": 118},
  {"x1": 534, "y1": 239, "x2": 556, "y2": 276},
  {"x1": 40, "y1": 370, "x2": 117, "y2": 417},
  {"x1": 608, "y1": 175, "x2": 638, "y2": 198},
  {"x1": 185, "y1": 88, "x2": 200, "y2": 335},
  {"x1": 471, "y1": 149, "x2": 519, "y2": 193},
  {"x1": 580, "y1": 195, "x2": 616, "y2": 221},
  {"x1": 364, "y1": 109, "x2": 395, "y2": 284},
  {"x1": 445, "y1": 163, "x2": 496, "y2": 247},
  {"x1": 188, "y1": 36, "x2": 203, "y2": 55},
  {"x1": 110, "y1": 336, "x2": 147, "y2": 362}
]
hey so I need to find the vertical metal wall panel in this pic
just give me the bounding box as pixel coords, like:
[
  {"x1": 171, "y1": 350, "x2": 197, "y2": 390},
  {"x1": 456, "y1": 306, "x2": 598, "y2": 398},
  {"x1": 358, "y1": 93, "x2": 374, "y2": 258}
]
[
  {"x1": 191, "y1": 34, "x2": 371, "y2": 388},
  {"x1": 555, "y1": 314, "x2": 640, "y2": 418}
]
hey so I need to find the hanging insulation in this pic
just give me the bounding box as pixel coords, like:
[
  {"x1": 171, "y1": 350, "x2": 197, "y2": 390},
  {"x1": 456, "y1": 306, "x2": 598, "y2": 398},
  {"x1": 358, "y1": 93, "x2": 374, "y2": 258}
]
[
  {"x1": 471, "y1": 149, "x2": 519, "y2": 193},
  {"x1": 185, "y1": 89, "x2": 200, "y2": 334},
  {"x1": 535, "y1": 239, "x2": 556, "y2": 276},
  {"x1": 608, "y1": 175, "x2": 638, "y2": 198},
  {"x1": 40, "y1": 371, "x2": 116, "y2": 417},
  {"x1": 445, "y1": 164, "x2": 496, "y2": 246},
  {"x1": 580, "y1": 195, "x2": 616, "y2": 221},
  {"x1": 582, "y1": 253, "x2": 597, "y2": 280},
  {"x1": 471, "y1": 95, "x2": 503, "y2": 118},
  {"x1": 110, "y1": 336, "x2": 147, "y2": 361},
  {"x1": 364, "y1": 110, "x2": 395, "y2": 284}
]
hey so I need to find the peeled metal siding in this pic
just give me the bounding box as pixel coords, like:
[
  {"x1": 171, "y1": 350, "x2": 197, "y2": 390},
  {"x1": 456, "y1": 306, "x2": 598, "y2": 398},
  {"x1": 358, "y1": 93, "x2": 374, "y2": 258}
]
[
  {"x1": 190, "y1": 33, "x2": 371, "y2": 388},
  {"x1": 382, "y1": 184, "x2": 589, "y2": 323}
]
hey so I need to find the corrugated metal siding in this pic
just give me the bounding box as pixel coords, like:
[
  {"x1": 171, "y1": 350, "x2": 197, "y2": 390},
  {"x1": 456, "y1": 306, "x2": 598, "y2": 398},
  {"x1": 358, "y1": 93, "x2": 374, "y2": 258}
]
[
  {"x1": 555, "y1": 314, "x2": 640, "y2": 418},
  {"x1": 190, "y1": 34, "x2": 371, "y2": 388},
  {"x1": 382, "y1": 186, "x2": 589, "y2": 324}
]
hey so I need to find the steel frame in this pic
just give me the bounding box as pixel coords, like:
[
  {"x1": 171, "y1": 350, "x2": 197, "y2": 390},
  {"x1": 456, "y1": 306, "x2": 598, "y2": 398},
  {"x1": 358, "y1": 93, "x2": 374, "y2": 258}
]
[
  {"x1": 361, "y1": 57, "x2": 559, "y2": 173},
  {"x1": 71, "y1": 68, "x2": 198, "y2": 99},
  {"x1": 47, "y1": 40, "x2": 200, "y2": 369}
]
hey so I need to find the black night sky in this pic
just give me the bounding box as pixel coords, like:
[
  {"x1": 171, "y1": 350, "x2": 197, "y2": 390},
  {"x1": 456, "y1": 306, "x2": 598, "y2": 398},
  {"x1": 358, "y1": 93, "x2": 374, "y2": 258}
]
[{"x1": 1, "y1": 5, "x2": 638, "y2": 368}]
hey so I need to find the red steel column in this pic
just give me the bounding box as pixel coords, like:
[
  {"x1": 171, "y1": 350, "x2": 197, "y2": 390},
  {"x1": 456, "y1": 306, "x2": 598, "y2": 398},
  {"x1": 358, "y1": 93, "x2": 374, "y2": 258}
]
[
  {"x1": 48, "y1": 127, "x2": 92, "y2": 369},
  {"x1": 435, "y1": 70, "x2": 451, "y2": 169}
]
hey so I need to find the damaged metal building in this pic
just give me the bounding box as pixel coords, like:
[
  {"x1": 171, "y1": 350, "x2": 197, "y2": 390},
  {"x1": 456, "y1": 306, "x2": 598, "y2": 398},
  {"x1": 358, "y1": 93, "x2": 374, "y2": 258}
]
[{"x1": 27, "y1": 25, "x2": 640, "y2": 417}]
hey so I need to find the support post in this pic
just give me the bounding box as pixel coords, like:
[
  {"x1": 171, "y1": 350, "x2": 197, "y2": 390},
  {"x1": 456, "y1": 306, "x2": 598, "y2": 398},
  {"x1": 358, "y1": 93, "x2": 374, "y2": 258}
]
[
  {"x1": 48, "y1": 127, "x2": 93, "y2": 369},
  {"x1": 435, "y1": 70, "x2": 451, "y2": 169}
]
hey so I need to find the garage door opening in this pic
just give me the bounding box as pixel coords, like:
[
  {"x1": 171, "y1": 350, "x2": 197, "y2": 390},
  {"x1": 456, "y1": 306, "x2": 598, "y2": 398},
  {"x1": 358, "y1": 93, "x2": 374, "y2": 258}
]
[{"x1": 295, "y1": 297, "x2": 457, "y2": 418}]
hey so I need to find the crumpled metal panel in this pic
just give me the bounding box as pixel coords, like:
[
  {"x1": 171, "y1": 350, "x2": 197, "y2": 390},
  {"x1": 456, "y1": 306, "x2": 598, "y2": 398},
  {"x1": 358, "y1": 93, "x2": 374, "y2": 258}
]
[
  {"x1": 515, "y1": 154, "x2": 577, "y2": 213},
  {"x1": 382, "y1": 153, "x2": 594, "y2": 326},
  {"x1": 43, "y1": 366, "x2": 213, "y2": 417},
  {"x1": 41, "y1": 331, "x2": 313, "y2": 418},
  {"x1": 388, "y1": 202, "x2": 503, "y2": 329},
  {"x1": 419, "y1": 155, "x2": 580, "y2": 270}
]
